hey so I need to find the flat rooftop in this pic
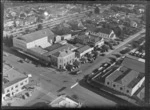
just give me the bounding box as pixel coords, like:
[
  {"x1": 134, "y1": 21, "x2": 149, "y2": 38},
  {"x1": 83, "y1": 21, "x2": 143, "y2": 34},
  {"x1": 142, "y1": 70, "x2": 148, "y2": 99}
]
[
  {"x1": 44, "y1": 43, "x2": 63, "y2": 52},
  {"x1": 29, "y1": 47, "x2": 48, "y2": 55},
  {"x1": 3, "y1": 64, "x2": 27, "y2": 88}
]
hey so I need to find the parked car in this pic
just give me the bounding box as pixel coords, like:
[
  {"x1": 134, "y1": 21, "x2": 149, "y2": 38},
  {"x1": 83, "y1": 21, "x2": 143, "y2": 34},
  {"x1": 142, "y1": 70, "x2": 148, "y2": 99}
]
[
  {"x1": 120, "y1": 47, "x2": 131, "y2": 54},
  {"x1": 71, "y1": 70, "x2": 82, "y2": 75}
]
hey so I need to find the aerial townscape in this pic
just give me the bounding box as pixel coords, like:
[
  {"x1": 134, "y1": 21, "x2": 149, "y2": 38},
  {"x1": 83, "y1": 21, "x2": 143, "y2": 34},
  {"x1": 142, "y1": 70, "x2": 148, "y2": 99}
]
[{"x1": 2, "y1": 2, "x2": 147, "y2": 108}]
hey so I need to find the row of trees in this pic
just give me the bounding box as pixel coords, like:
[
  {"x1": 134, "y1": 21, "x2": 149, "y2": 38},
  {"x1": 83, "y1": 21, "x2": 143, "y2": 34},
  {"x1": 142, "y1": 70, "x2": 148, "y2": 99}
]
[{"x1": 3, "y1": 35, "x2": 13, "y2": 47}]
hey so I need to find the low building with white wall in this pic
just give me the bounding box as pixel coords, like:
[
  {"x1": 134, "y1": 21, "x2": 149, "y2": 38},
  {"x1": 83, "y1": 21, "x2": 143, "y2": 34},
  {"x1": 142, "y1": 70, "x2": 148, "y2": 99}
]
[
  {"x1": 76, "y1": 45, "x2": 93, "y2": 58},
  {"x1": 2, "y1": 63, "x2": 30, "y2": 102}
]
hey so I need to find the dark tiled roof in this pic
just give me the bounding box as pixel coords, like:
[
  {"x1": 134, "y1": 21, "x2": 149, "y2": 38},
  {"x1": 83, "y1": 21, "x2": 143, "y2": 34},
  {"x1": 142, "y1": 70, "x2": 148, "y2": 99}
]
[
  {"x1": 44, "y1": 43, "x2": 63, "y2": 52},
  {"x1": 77, "y1": 45, "x2": 92, "y2": 53},
  {"x1": 114, "y1": 68, "x2": 131, "y2": 83},
  {"x1": 106, "y1": 70, "x2": 122, "y2": 82},
  {"x1": 43, "y1": 44, "x2": 76, "y2": 57},
  {"x1": 16, "y1": 28, "x2": 55, "y2": 43}
]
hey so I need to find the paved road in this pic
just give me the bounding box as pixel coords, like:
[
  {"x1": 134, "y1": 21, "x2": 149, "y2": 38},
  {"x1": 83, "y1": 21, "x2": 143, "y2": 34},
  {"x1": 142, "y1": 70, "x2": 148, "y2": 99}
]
[
  {"x1": 3, "y1": 46, "x2": 116, "y2": 107},
  {"x1": 3, "y1": 29, "x2": 144, "y2": 107},
  {"x1": 76, "y1": 29, "x2": 145, "y2": 80}
]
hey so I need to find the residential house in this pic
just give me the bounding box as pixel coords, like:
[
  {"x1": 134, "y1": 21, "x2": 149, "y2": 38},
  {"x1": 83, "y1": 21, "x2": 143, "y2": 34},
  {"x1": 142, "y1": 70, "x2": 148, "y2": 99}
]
[
  {"x1": 88, "y1": 28, "x2": 116, "y2": 40},
  {"x1": 75, "y1": 34, "x2": 104, "y2": 47},
  {"x1": 54, "y1": 35, "x2": 62, "y2": 43},
  {"x1": 61, "y1": 34, "x2": 72, "y2": 40},
  {"x1": 2, "y1": 63, "x2": 30, "y2": 102}
]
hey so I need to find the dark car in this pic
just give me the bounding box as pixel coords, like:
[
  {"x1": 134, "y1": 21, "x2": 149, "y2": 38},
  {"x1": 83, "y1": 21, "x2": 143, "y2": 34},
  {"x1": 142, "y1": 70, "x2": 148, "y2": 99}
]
[
  {"x1": 18, "y1": 59, "x2": 23, "y2": 63},
  {"x1": 71, "y1": 70, "x2": 82, "y2": 75},
  {"x1": 93, "y1": 68, "x2": 99, "y2": 73}
]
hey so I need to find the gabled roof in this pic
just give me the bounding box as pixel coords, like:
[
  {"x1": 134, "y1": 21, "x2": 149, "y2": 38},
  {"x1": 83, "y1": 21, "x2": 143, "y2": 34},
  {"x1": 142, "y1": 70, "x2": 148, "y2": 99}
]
[
  {"x1": 43, "y1": 44, "x2": 76, "y2": 57},
  {"x1": 3, "y1": 64, "x2": 27, "y2": 88},
  {"x1": 16, "y1": 28, "x2": 55, "y2": 43},
  {"x1": 121, "y1": 55, "x2": 145, "y2": 73}
]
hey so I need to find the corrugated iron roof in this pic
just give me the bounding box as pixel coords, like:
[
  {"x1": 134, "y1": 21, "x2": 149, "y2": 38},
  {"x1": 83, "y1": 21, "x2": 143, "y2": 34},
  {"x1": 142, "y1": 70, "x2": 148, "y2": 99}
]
[{"x1": 121, "y1": 55, "x2": 145, "y2": 73}]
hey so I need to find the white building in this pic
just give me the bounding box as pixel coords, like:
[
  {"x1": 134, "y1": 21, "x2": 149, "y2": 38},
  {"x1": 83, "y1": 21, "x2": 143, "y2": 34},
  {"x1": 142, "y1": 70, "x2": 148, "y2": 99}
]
[
  {"x1": 88, "y1": 28, "x2": 116, "y2": 40},
  {"x1": 2, "y1": 63, "x2": 30, "y2": 102},
  {"x1": 105, "y1": 56, "x2": 145, "y2": 96},
  {"x1": 50, "y1": 95, "x2": 82, "y2": 108},
  {"x1": 61, "y1": 34, "x2": 72, "y2": 40},
  {"x1": 13, "y1": 28, "x2": 55, "y2": 51},
  {"x1": 76, "y1": 45, "x2": 93, "y2": 58}
]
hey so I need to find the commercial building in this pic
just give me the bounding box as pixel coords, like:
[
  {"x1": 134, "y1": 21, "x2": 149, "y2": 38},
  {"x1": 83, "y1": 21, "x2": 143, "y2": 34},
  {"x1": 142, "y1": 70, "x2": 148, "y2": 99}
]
[
  {"x1": 50, "y1": 95, "x2": 82, "y2": 108},
  {"x1": 105, "y1": 55, "x2": 145, "y2": 96},
  {"x1": 88, "y1": 27, "x2": 116, "y2": 40},
  {"x1": 44, "y1": 43, "x2": 77, "y2": 69},
  {"x1": 13, "y1": 28, "x2": 55, "y2": 51},
  {"x1": 2, "y1": 63, "x2": 30, "y2": 102},
  {"x1": 76, "y1": 45, "x2": 93, "y2": 58}
]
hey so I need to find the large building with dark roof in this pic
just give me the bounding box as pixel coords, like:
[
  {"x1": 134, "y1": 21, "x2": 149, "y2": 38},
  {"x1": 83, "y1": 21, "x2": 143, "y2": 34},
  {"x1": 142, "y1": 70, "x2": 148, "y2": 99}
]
[{"x1": 105, "y1": 56, "x2": 145, "y2": 96}]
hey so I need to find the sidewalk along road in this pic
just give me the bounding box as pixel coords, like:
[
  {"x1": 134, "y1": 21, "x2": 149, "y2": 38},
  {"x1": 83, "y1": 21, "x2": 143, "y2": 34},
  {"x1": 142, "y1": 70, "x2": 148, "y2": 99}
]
[
  {"x1": 79, "y1": 29, "x2": 145, "y2": 78},
  {"x1": 65, "y1": 84, "x2": 116, "y2": 107}
]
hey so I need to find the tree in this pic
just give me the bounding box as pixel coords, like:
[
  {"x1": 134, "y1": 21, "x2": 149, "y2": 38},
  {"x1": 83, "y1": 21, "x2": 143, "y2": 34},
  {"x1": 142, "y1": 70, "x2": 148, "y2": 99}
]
[
  {"x1": 73, "y1": 60, "x2": 80, "y2": 67},
  {"x1": 132, "y1": 41, "x2": 139, "y2": 48},
  {"x1": 94, "y1": 7, "x2": 100, "y2": 14},
  {"x1": 37, "y1": 24, "x2": 43, "y2": 30}
]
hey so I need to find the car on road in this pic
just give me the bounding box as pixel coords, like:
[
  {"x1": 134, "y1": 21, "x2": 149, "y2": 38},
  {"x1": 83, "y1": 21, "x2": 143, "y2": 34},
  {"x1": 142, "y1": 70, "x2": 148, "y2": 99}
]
[
  {"x1": 18, "y1": 59, "x2": 24, "y2": 63},
  {"x1": 120, "y1": 47, "x2": 131, "y2": 54},
  {"x1": 113, "y1": 54, "x2": 121, "y2": 58},
  {"x1": 71, "y1": 70, "x2": 82, "y2": 75}
]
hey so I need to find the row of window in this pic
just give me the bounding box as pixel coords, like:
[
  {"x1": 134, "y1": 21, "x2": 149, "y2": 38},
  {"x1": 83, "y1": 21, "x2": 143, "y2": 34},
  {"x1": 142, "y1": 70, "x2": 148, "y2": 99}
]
[
  {"x1": 107, "y1": 82, "x2": 129, "y2": 93},
  {"x1": 6, "y1": 79, "x2": 28, "y2": 93},
  {"x1": 59, "y1": 56, "x2": 74, "y2": 63}
]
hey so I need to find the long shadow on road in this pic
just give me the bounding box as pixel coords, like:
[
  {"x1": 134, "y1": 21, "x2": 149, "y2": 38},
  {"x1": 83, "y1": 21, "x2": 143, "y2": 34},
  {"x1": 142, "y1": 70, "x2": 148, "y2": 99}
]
[{"x1": 79, "y1": 79, "x2": 134, "y2": 107}]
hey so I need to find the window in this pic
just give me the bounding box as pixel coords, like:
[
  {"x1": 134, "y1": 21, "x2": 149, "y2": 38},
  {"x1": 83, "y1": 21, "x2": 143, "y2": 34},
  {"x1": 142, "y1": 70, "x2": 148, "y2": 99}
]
[
  {"x1": 16, "y1": 89, "x2": 18, "y2": 92},
  {"x1": 113, "y1": 84, "x2": 116, "y2": 87},
  {"x1": 11, "y1": 87, "x2": 13, "y2": 90},
  {"x1": 7, "y1": 89, "x2": 9, "y2": 93},
  {"x1": 107, "y1": 82, "x2": 109, "y2": 85},
  {"x1": 120, "y1": 87, "x2": 123, "y2": 90},
  {"x1": 25, "y1": 80, "x2": 28, "y2": 83}
]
